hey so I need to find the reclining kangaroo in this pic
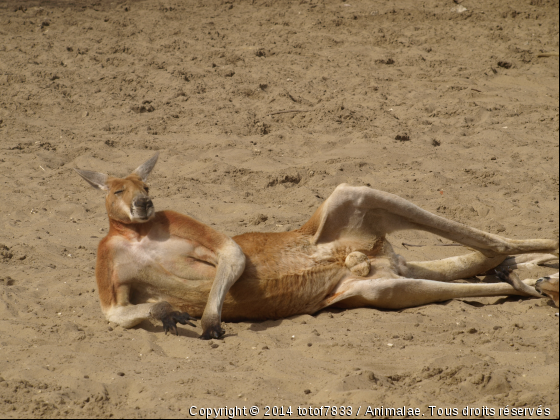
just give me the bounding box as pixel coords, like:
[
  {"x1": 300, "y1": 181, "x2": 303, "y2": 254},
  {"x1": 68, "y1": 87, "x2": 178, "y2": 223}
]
[{"x1": 75, "y1": 153, "x2": 559, "y2": 339}]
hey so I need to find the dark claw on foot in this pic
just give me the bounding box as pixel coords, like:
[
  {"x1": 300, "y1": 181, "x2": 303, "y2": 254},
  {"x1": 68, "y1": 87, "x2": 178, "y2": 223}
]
[
  {"x1": 535, "y1": 277, "x2": 550, "y2": 294},
  {"x1": 161, "y1": 311, "x2": 197, "y2": 336},
  {"x1": 200, "y1": 325, "x2": 225, "y2": 340},
  {"x1": 495, "y1": 268, "x2": 513, "y2": 284}
]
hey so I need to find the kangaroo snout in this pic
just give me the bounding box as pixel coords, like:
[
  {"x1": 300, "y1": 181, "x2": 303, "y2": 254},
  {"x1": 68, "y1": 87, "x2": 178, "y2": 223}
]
[
  {"x1": 134, "y1": 196, "x2": 153, "y2": 210},
  {"x1": 132, "y1": 196, "x2": 154, "y2": 220}
]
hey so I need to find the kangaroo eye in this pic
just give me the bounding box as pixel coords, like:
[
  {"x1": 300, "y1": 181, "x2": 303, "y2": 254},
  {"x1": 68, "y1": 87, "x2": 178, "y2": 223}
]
[{"x1": 114, "y1": 190, "x2": 124, "y2": 195}]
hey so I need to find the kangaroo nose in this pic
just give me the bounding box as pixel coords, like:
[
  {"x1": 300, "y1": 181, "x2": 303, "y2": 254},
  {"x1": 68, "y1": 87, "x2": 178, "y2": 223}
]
[{"x1": 134, "y1": 196, "x2": 153, "y2": 209}]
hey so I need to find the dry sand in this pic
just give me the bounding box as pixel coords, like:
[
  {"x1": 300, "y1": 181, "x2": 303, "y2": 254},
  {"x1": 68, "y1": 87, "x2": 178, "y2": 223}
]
[{"x1": 0, "y1": 0, "x2": 559, "y2": 418}]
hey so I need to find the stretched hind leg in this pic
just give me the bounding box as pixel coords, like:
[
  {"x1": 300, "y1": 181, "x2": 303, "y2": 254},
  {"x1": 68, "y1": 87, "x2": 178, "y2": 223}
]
[
  {"x1": 321, "y1": 275, "x2": 543, "y2": 311},
  {"x1": 403, "y1": 252, "x2": 558, "y2": 282},
  {"x1": 403, "y1": 252, "x2": 507, "y2": 281},
  {"x1": 300, "y1": 184, "x2": 558, "y2": 258}
]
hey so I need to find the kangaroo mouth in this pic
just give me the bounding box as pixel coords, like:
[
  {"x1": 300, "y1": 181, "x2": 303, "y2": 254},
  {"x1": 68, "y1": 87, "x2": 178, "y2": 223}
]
[{"x1": 131, "y1": 203, "x2": 154, "y2": 221}]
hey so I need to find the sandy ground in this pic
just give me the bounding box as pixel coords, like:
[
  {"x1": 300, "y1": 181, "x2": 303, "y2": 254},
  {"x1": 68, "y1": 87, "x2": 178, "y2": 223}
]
[{"x1": 0, "y1": 0, "x2": 559, "y2": 418}]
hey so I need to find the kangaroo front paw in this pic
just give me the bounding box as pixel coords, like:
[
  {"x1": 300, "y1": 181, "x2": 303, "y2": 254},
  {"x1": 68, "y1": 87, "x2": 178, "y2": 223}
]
[{"x1": 162, "y1": 311, "x2": 197, "y2": 336}]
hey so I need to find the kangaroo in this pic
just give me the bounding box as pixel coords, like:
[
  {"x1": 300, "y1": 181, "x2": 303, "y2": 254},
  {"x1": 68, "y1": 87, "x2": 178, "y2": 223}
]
[{"x1": 75, "y1": 153, "x2": 559, "y2": 339}]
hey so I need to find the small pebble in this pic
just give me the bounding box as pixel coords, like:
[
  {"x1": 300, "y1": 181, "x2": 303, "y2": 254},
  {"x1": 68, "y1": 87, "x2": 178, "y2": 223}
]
[
  {"x1": 117, "y1": 372, "x2": 125, "y2": 377},
  {"x1": 304, "y1": 389, "x2": 311, "y2": 394}
]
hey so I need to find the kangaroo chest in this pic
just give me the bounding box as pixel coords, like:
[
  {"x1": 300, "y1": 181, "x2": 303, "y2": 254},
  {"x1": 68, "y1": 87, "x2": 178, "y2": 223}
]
[{"x1": 109, "y1": 234, "x2": 217, "y2": 282}]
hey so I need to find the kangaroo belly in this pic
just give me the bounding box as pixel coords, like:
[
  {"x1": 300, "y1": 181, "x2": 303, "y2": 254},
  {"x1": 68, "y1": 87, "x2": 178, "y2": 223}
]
[
  {"x1": 221, "y1": 264, "x2": 348, "y2": 320},
  {"x1": 219, "y1": 232, "x2": 356, "y2": 320}
]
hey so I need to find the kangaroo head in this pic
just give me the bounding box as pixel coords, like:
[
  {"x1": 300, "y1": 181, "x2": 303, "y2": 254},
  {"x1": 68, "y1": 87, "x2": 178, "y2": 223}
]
[{"x1": 75, "y1": 153, "x2": 159, "y2": 224}]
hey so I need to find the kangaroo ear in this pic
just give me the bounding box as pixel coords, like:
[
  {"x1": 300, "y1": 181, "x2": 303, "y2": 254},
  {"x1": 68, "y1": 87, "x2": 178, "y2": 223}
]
[
  {"x1": 133, "y1": 152, "x2": 159, "y2": 181},
  {"x1": 74, "y1": 169, "x2": 109, "y2": 191}
]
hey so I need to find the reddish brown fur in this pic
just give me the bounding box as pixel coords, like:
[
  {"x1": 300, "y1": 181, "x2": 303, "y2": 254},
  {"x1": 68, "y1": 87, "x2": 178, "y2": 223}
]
[
  {"x1": 297, "y1": 202, "x2": 325, "y2": 237},
  {"x1": 95, "y1": 237, "x2": 116, "y2": 310},
  {"x1": 162, "y1": 211, "x2": 229, "y2": 252}
]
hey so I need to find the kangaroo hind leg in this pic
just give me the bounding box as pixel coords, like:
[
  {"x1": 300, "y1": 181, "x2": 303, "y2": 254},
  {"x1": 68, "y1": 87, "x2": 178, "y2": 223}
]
[{"x1": 303, "y1": 184, "x2": 558, "y2": 257}]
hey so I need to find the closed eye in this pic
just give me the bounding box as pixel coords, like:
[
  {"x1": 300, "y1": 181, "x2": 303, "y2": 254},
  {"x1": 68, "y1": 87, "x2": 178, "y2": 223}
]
[{"x1": 114, "y1": 189, "x2": 124, "y2": 195}]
